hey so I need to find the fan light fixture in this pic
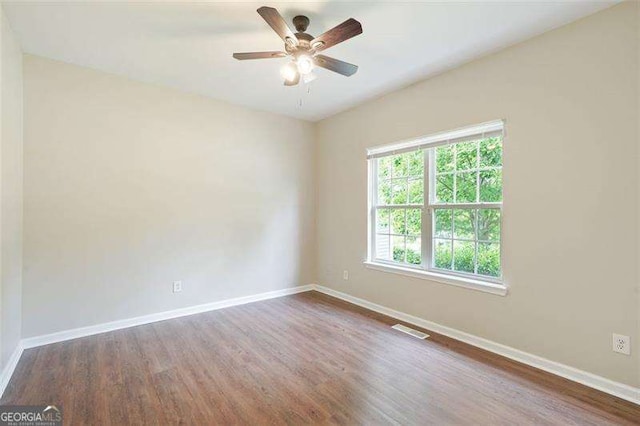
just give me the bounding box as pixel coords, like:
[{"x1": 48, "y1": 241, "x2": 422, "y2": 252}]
[
  {"x1": 297, "y1": 55, "x2": 314, "y2": 75},
  {"x1": 280, "y1": 62, "x2": 298, "y2": 82},
  {"x1": 302, "y1": 72, "x2": 317, "y2": 84}
]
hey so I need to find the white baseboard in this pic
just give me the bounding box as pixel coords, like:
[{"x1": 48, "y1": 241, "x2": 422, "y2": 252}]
[
  {"x1": 21, "y1": 285, "x2": 314, "y2": 349},
  {"x1": 1, "y1": 285, "x2": 312, "y2": 399},
  {"x1": 0, "y1": 342, "x2": 24, "y2": 399},
  {"x1": 312, "y1": 284, "x2": 640, "y2": 406},
  {"x1": 6, "y1": 283, "x2": 639, "y2": 406}
]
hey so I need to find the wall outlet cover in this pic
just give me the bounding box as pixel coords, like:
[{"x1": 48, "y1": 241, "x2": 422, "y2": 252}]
[
  {"x1": 612, "y1": 334, "x2": 630, "y2": 355},
  {"x1": 173, "y1": 281, "x2": 182, "y2": 293}
]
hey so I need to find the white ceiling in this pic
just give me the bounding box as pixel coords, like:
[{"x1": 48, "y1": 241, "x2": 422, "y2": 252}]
[{"x1": 2, "y1": 1, "x2": 617, "y2": 121}]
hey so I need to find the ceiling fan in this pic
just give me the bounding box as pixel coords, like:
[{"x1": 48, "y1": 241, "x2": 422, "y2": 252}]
[{"x1": 233, "y1": 7, "x2": 362, "y2": 86}]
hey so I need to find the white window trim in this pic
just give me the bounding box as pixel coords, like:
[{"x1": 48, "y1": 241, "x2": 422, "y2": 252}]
[
  {"x1": 367, "y1": 120, "x2": 504, "y2": 159},
  {"x1": 366, "y1": 120, "x2": 507, "y2": 296},
  {"x1": 363, "y1": 261, "x2": 507, "y2": 296}
]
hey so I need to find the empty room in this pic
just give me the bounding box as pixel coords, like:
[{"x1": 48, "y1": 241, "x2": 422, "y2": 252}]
[{"x1": 0, "y1": 0, "x2": 639, "y2": 424}]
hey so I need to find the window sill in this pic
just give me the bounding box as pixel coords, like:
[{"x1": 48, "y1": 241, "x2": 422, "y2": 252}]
[{"x1": 363, "y1": 261, "x2": 508, "y2": 296}]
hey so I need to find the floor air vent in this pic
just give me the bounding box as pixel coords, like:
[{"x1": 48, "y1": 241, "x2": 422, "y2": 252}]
[{"x1": 392, "y1": 324, "x2": 429, "y2": 339}]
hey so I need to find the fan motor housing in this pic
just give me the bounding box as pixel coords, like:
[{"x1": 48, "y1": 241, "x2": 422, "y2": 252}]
[
  {"x1": 295, "y1": 32, "x2": 313, "y2": 43},
  {"x1": 285, "y1": 32, "x2": 313, "y2": 55},
  {"x1": 284, "y1": 15, "x2": 315, "y2": 54}
]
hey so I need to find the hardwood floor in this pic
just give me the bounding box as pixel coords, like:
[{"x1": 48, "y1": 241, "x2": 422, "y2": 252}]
[{"x1": 2, "y1": 291, "x2": 639, "y2": 425}]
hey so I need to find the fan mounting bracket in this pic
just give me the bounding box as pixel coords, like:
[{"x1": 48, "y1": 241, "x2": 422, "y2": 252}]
[{"x1": 292, "y1": 15, "x2": 310, "y2": 32}]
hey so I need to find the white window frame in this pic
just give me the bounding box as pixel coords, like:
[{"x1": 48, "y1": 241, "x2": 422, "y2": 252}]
[{"x1": 365, "y1": 120, "x2": 507, "y2": 296}]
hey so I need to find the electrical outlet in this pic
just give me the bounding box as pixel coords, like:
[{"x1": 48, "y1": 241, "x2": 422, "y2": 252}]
[
  {"x1": 173, "y1": 281, "x2": 182, "y2": 293},
  {"x1": 343, "y1": 270, "x2": 349, "y2": 280},
  {"x1": 612, "y1": 334, "x2": 630, "y2": 355}
]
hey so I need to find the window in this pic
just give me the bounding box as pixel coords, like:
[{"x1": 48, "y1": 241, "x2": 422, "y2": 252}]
[{"x1": 368, "y1": 121, "x2": 504, "y2": 288}]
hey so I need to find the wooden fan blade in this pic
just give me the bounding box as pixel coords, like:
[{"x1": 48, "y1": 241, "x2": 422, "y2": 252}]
[
  {"x1": 284, "y1": 72, "x2": 300, "y2": 86},
  {"x1": 233, "y1": 51, "x2": 287, "y2": 60},
  {"x1": 314, "y1": 55, "x2": 358, "y2": 76},
  {"x1": 311, "y1": 18, "x2": 362, "y2": 52},
  {"x1": 257, "y1": 6, "x2": 297, "y2": 46}
]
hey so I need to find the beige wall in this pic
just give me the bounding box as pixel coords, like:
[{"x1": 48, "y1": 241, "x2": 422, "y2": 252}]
[
  {"x1": 0, "y1": 8, "x2": 23, "y2": 370},
  {"x1": 636, "y1": 0, "x2": 640, "y2": 390},
  {"x1": 22, "y1": 56, "x2": 316, "y2": 337},
  {"x1": 316, "y1": 2, "x2": 639, "y2": 387}
]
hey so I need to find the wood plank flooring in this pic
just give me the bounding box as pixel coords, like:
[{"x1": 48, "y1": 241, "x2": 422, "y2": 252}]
[{"x1": 2, "y1": 291, "x2": 639, "y2": 425}]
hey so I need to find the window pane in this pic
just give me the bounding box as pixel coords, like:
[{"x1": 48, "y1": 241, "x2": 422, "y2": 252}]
[
  {"x1": 480, "y1": 137, "x2": 502, "y2": 168},
  {"x1": 479, "y1": 169, "x2": 502, "y2": 202},
  {"x1": 392, "y1": 179, "x2": 408, "y2": 204},
  {"x1": 436, "y1": 173, "x2": 453, "y2": 203},
  {"x1": 456, "y1": 141, "x2": 477, "y2": 171},
  {"x1": 406, "y1": 236, "x2": 421, "y2": 265},
  {"x1": 434, "y1": 239, "x2": 452, "y2": 270},
  {"x1": 436, "y1": 145, "x2": 454, "y2": 173},
  {"x1": 406, "y1": 209, "x2": 421, "y2": 235},
  {"x1": 453, "y1": 209, "x2": 475, "y2": 240},
  {"x1": 376, "y1": 209, "x2": 390, "y2": 233},
  {"x1": 434, "y1": 209, "x2": 452, "y2": 238},
  {"x1": 408, "y1": 178, "x2": 423, "y2": 204},
  {"x1": 456, "y1": 171, "x2": 477, "y2": 203},
  {"x1": 391, "y1": 209, "x2": 406, "y2": 235},
  {"x1": 378, "y1": 180, "x2": 391, "y2": 205},
  {"x1": 478, "y1": 242, "x2": 500, "y2": 277},
  {"x1": 407, "y1": 150, "x2": 424, "y2": 177},
  {"x1": 453, "y1": 240, "x2": 475, "y2": 273},
  {"x1": 477, "y1": 209, "x2": 500, "y2": 242},
  {"x1": 392, "y1": 154, "x2": 408, "y2": 177},
  {"x1": 392, "y1": 235, "x2": 406, "y2": 262},
  {"x1": 376, "y1": 234, "x2": 391, "y2": 260},
  {"x1": 378, "y1": 156, "x2": 392, "y2": 180}
]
